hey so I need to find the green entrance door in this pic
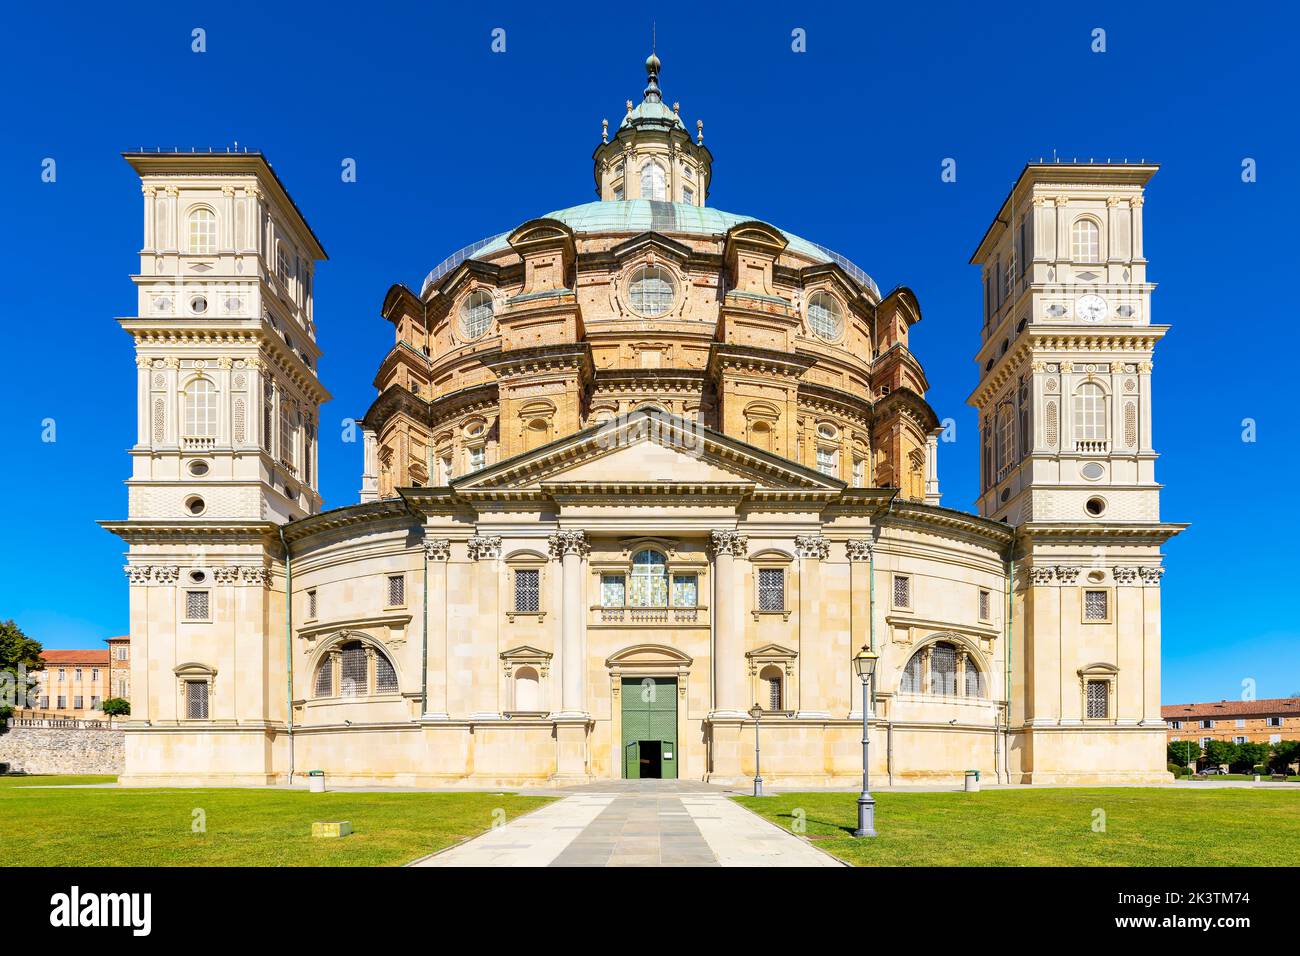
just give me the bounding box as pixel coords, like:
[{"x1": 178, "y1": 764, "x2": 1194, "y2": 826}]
[{"x1": 621, "y1": 677, "x2": 677, "y2": 779}]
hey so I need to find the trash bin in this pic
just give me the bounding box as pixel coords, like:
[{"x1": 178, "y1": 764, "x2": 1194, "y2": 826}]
[
  {"x1": 308, "y1": 769, "x2": 326, "y2": 793},
  {"x1": 964, "y1": 769, "x2": 980, "y2": 793}
]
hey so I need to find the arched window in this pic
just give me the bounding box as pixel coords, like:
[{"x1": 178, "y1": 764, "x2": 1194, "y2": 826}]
[
  {"x1": 1073, "y1": 383, "x2": 1106, "y2": 441},
  {"x1": 460, "y1": 289, "x2": 494, "y2": 340},
  {"x1": 628, "y1": 265, "x2": 675, "y2": 317},
  {"x1": 629, "y1": 549, "x2": 669, "y2": 607},
  {"x1": 313, "y1": 658, "x2": 333, "y2": 697},
  {"x1": 321, "y1": 639, "x2": 400, "y2": 699},
  {"x1": 1071, "y1": 218, "x2": 1100, "y2": 263},
  {"x1": 807, "y1": 291, "x2": 844, "y2": 341},
  {"x1": 899, "y1": 641, "x2": 987, "y2": 697},
  {"x1": 901, "y1": 652, "x2": 923, "y2": 693},
  {"x1": 188, "y1": 208, "x2": 216, "y2": 254},
  {"x1": 183, "y1": 379, "x2": 217, "y2": 437},
  {"x1": 514, "y1": 666, "x2": 540, "y2": 711},
  {"x1": 749, "y1": 419, "x2": 772, "y2": 451},
  {"x1": 640, "y1": 161, "x2": 667, "y2": 201},
  {"x1": 997, "y1": 404, "x2": 1016, "y2": 472},
  {"x1": 930, "y1": 642, "x2": 957, "y2": 695},
  {"x1": 759, "y1": 664, "x2": 784, "y2": 711}
]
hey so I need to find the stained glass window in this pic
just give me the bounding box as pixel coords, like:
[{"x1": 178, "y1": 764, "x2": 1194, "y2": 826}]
[
  {"x1": 601, "y1": 574, "x2": 626, "y2": 608},
  {"x1": 671, "y1": 574, "x2": 698, "y2": 608},
  {"x1": 629, "y1": 550, "x2": 668, "y2": 607}
]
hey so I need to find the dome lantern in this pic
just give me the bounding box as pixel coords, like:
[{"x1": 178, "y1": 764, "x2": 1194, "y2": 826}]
[{"x1": 592, "y1": 52, "x2": 712, "y2": 205}]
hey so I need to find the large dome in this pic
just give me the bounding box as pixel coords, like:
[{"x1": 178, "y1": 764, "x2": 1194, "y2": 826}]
[{"x1": 421, "y1": 200, "x2": 880, "y2": 299}]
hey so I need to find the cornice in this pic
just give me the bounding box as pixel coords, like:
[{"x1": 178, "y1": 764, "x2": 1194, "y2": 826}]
[
  {"x1": 870, "y1": 386, "x2": 941, "y2": 433},
  {"x1": 707, "y1": 343, "x2": 816, "y2": 380},
  {"x1": 280, "y1": 498, "x2": 414, "y2": 544},
  {"x1": 99, "y1": 519, "x2": 279, "y2": 546}
]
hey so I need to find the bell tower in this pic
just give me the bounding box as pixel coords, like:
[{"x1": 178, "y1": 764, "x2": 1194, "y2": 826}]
[
  {"x1": 968, "y1": 163, "x2": 1162, "y2": 527},
  {"x1": 121, "y1": 150, "x2": 329, "y2": 523}
]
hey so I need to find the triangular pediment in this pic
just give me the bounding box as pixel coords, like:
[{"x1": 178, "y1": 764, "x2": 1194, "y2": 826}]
[{"x1": 453, "y1": 408, "x2": 843, "y2": 496}]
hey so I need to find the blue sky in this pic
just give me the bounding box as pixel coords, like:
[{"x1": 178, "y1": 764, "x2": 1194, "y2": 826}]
[{"x1": 0, "y1": 2, "x2": 1295, "y2": 703}]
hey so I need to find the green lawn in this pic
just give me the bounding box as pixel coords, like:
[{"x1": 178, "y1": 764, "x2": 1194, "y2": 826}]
[
  {"x1": 0, "y1": 778, "x2": 553, "y2": 866},
  {"x1": 734, "y1": 788, "x2": 1300, "y2": 866}
]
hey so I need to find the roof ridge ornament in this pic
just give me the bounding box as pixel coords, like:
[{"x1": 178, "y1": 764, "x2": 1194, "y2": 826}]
[{"x1": 643, "y1": 50, "x2": 663, "y2": 103}]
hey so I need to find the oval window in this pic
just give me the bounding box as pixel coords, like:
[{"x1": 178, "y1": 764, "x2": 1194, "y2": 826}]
[
  {"x1": 460, "y1": 290, "x2": 494, "y2": 340},
  {"x1": 807, "y1": 291, "x2": 844, "y2": 341}
]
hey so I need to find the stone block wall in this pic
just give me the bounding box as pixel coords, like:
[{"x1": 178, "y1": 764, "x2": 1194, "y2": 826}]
[{"x1": 0, "y1": 723, "x2": 124, "y2": 775}]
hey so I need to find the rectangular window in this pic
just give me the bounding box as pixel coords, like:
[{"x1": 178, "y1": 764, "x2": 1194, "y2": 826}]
[
  {"x1": 613, "y1": 183, "x2": 624, "y2": 201},
  {"x1": 40, "y1": 696, "x2": 49, "y2": 710},
  {"x1": 74, "y1": 696, "x2": 83, "y2": 709},
  {"x1": 514, "y1": 569, "x2": 540, "y2": 613},
  {"x1": 815, "y1": 446, "x2": 837, "y2": 477},
  {"x1": 767, "y1": 677, "x2": 782, "y2": 711},
  {"x1": 978, "y1": 589, "x2": 991, "y2": 621},
  {"x1": 185, "y1": 681, "x2": 209, "y2": 720},
  {"x1": 92, "y1": 668, "x2": 99, "y2": 681},
  {"x1": 468, "y1": 446, "x2": 485, "y2": 472},
  {"x1": 57, "y1": 696, "x2": 65, "y2": 709},
  {"x1": 1169, "y1": 720, "x2": 1182, "y2": 729},
  {"x1": 387, "y1": 574, "x2": 405, "y2": 607},
  {"x1": 74, "y1": 668, "x2": 82, "y2": 681},
  {"x1": 439, "y1": 454, "x2": 453, "y2": 484},
  {"x1": 1083, "y1": 589, "x2": 1108, "y2": 621},
  {"x1": 892, "y1": 574, "x2": 911, "y2": 609},
  {"x1": 682, "y1": 186, "x2": 694, "y2": 204},
  {"x1": 306, "y1": 589, "x2": 318, "y2": 618},
  {"x1": 186, "y1": 590, "x2": 210, "y2": 621},
  {"x1": 1235, "y1": 718, "x2": 1245, "y2": 728},
  {"x1": 1200, "y1": 736, "x2": 1211, "y2": 748},
  {"x1": 1201, "y1": 719, "x2": 1214, "y2": 729},
  {"x1": 59, "y1": 669, "x2": 65, "y2": 681},
  {"x1": 1267, "y1": 716, "x2": 1282, "y2": 728},
  {"x1": 671, "y1": 574, "x2": 698, "y2": 608},
  {"x1": 758, "y1": 568, "x2": 785, "y2": 612},
  {"x1": 1234, "y1": 735, "x2": 1248, "y2": 745},
  {"x1": 1271, "y1": 734, "x2": 1282, "y2": 744},
  {"x1": 262, "y1": 379, "x2": 274, "y2": 452},
  {"x1": 91, "y1": 696, "x2": 100, "y2": 710},
  {"x1": 1086, "y1": 680, "x2": 1108, "y2": 719},
  {"x1": 601, "y1": 574, "x2": 626, "y2": 608}
]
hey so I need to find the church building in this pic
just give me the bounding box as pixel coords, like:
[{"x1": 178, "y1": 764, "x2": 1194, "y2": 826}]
[{"x1": 103, "y1": 55, "x2": 1183, "y2": 787}]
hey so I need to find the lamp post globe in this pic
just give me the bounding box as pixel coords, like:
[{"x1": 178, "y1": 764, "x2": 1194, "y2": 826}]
[
  {"x1": 852, "y1": 646, "x2": 878, "y2": 838},
  {"x1": 748, "y1": 703, "x2": 764, "y2": 797}
]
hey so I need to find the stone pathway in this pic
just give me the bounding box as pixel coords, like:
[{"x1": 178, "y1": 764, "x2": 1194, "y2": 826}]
[{"x1": 412, "y1": 786, "x2": 841, "y2": 867}]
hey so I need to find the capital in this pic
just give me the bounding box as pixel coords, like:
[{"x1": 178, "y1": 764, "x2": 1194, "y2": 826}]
[
  {"x1": 709, "y1": 530, "x2": 748, "y2": 558},
  {"x1": 547, "y1": 530, "x2": 588, "y2": 558},
  {"x1": 424, "y1": 538, "x2": 451, "y2": 561},
  {"x1": 795, "y1": 534, "x2": 830, "y2": 560},
  {"x1": 467, "y1": 534, "x2": 502, "y2": 561},
  {"x1": 846, "y1": 539, "x2": 873, "y2": 562}
]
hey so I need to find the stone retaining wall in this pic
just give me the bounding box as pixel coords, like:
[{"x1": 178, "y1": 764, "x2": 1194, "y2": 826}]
[{"x1": 0, "y1": 723, "x2": 124, "y2": 775}]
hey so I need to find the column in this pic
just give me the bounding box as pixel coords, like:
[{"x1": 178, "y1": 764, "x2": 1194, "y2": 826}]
[
  {"x1": 548, "y1": 530, "x2": 589, "y2": 717},
  {"x1": 422, "y1": 538, "x2": 450, "y2": 719},
  {"x1": 846, "y1": 539, "x2": 872, "y2": 718},
  {"x1": 794, "y1": 534, "x2": 831, "y2": 718},
  {"x1": 709, "y1": 529, "x2": 748, "y2": 718}
]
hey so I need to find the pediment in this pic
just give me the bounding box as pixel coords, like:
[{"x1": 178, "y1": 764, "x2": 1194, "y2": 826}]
[
  {"x1": 746, "y1": 643, "x2": 798, "y2": 660},
  {"x1": 452, "y1": 408, "x2": 844, "y2": 496}
]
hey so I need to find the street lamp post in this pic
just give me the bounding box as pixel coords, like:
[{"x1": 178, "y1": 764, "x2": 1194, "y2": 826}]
[
  {"x1": 852, "y1": 646, "x2": 879, "y2": 838},
  {"x1": 748, "y1": 703, "x2": 764, "y2": 797}
]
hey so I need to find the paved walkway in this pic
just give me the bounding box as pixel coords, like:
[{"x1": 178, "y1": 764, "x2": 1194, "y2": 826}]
[{"x1": 413, "y1": 786, "x2": 841, "y2": 867}]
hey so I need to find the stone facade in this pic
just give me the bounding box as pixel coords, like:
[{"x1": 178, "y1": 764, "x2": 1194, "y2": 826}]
[
  {"x1": 104, "y1": 55, "x2": 1182, "y2": 789},
  {"x1": 0, "y1": 725, "x2": 125, "y2": 776}
]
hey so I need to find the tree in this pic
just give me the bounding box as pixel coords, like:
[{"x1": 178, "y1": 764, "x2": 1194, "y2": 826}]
[
  {"x1": 1268, "y1": 740, "x2": 1300, "y2": 776},
  {"x1": 0, "y1": 619, "x2": 43, "y2": 721},
  {"x1": 1167, "y1": 740, "x2": 1198, "y2": 767},
  {"x1": 1202, "y1": 739, "x2": 1238, "y2": 770},
  {"x1": 1230, "y1": 742, "x2": 1269, "y2": 774},
  {"x1": 101, "y1": 697, "x2": 130, "y2": 725}
]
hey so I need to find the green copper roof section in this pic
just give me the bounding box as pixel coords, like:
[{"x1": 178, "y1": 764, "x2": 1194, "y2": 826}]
[{"x1": 421, "y1": 200, "x2": 880, "y2": 299}]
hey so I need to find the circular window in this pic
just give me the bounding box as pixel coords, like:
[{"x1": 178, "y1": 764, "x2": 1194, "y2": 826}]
[
  {"x1": 1085, "y1": 496, "x2": 1106, "y2": 516},
  {"x1": 1080, "y1": 462, "x2": 1105, "y2": 481},
  {"x1": 465, "y1": 421, "x2": 485, "y2": 437},
  {"x1": 190, "y1": 294, "x2": 208, "y2": 314},
  {"x1": 189, "y1": 570, "x2": 206, "y2": 584},
  {"x1": 807, "y1": 291, "x2": 844, "y2": 341},
  {"x1": 628, "y1": 265, "x2": 675, "y2": 317},
  {"x1": 460, "y1": 290, "x2": 494, "y2": 340},
  {"x1": 185, "y1": 496, "x2": 206, "y2": 516},
  {"x1": 817, "y1": 422, "x2": 837, "y2": 440},
  {"x1": 188, "y1": 460, "x2": 210, "y2": 477}
]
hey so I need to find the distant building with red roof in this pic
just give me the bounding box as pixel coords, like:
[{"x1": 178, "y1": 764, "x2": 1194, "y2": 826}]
[{"x1": 1163, "y1": 697, "x2": 1300, "y2": 758}]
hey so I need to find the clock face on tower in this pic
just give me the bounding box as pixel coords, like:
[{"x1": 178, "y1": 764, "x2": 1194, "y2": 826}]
[{"x1": 1075, "y1": 294, "x2": 1107, "y2": 323}]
